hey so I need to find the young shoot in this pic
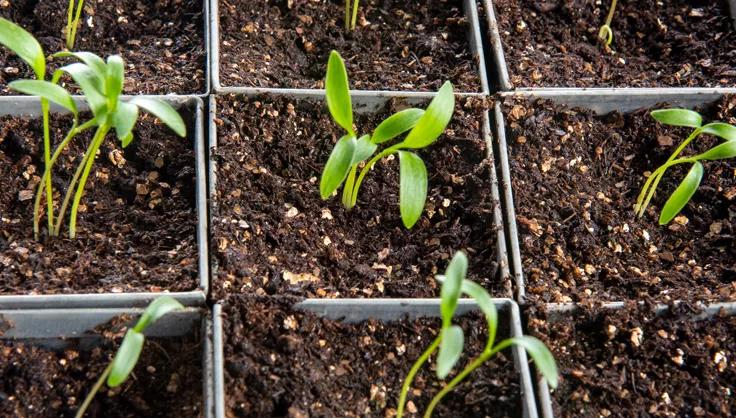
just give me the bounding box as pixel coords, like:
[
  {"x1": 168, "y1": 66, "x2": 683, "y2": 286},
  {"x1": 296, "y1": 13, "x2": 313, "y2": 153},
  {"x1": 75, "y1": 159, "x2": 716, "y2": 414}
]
[
  {"x1": 635, "y1": 109, "x2": 736, "y2": 225},
  {"x1": 396, "y1": 251, "x2": 558, "y2": 418},
  {"x1": 66, "y1": 0, "x2": 85, "y2": 50},
  {"x1": 320, "y1": 50, "x2": 454, "y2": 229},
  {"x1": 598, "y1": 0, "x2": 617, "y2": 46},
  {"x1": 75, "y1": 296, "x2": 185, "y2": 418},
  {"x1": 344, "y1": 0, "x2": 360, "y2": 31},
  {"x1": 0, "y1": 18, "x2": 187, "y2": 239}
]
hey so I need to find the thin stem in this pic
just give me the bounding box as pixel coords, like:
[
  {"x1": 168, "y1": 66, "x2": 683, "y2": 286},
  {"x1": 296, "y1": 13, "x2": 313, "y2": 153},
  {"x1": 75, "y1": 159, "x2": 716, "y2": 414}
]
[
  {"x1": 41, "y1": 100, "x2": 54, "y2": 234},
  {"x1": 597, "y1": 0, "x2": 617, "y2": 45},
  {"x1": 345, "y1": 0, "x2": 350, "y2": 31},
  {"x1": 604, "y1": 0, "x2": 617, "y2": 27},
  {"x1": 350, "y1": 0, "x2": 360, "y2": 30},
  {"x1": 638, "y1": 157, "x2": 697, "y2": 218},
  {"x1": 342, "y1": 165, "x2": 357, "y2": 208},
  {"x1": 349, "y1": 143, "x2": 403, "y2": 208},
  {"x1": 397, "y1": 336, "x2": 441, "y2": 418},
  {"x1": 75, "y1": 363, "x2": 112, "y2": 418},
  {"x1": 66, "y1": 0, "x2": 75, "y2": 47},
  {"x1": 67, "y1": 0, "x2": 85, "y2": 50},
  {"x1": 69, "y1": 124, "x2": 110, "y2": 238}
]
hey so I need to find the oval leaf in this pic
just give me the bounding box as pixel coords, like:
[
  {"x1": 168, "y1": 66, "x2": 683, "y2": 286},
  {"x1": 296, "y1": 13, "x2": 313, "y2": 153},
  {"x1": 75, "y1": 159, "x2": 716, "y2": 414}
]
[
  {"x1": 351, "y1": 134, "x2": 377, "y2": 165},
  {"x1": 52, "y1": 51, "x2": 107, "y2": 82},
  {"x1": 437, "y1": 325, "x2": 464, "y2": 379},
  {"x1": 325, "y1": 50, "x2": 354, "y2": 135},
  {"x1": 129, "y1": 97, "x2": 186, "y2": 137},
  {"x1": 398, "y1": 151, "x2": 427, "y2": 229},
  {"x1": 9, "y1": 80, "x2": 77, "y2": 115},
  {"x1": 133, "y1": 295, "x2": 185, "y2": 333},
  {"x1": 0, "y1": 18, "x2": 45, "y2": 79},
  {"x1": 112, "y1": 102, "x2": 139, "y2": 147},
  {"x1": 510, "y1": 336, "x2": 559, "y2": 389},
  {"x1": 320, "y1": 135, "x2": 356, "y2": 199},
  {"x1": 106, "y1": 55, "x2": 124, "y2": 101},
  {"x1": 59, "y1": 62, "x2": 106, "y2": 117},
  {"x1": 107, "y1": 330, "x2": 144, "y2": 387},
  {"x1": 461, "y1": 279, "x2": 498, "y2": 344},
  {"x1": 700, "y1": 122, "x2": 736, "y2": 142},
  {"x1": 694, "y1": 141, "x2": 736, "y2": 161},
  {"x1": 439, "y1": 251, "x2": 467, "y2": 325},
  {"x1": 403, "y1": 81, "x2": 454, "y2": 149},
  {"x1": 372, "y1": 108, "x2": 425, "y2": 144},
  {"x1": 650, "y1": 109, "x2": 702, "y2": 128},
  {"x1": 659, "y1": 162, "x2": 703, "y2": 225}
]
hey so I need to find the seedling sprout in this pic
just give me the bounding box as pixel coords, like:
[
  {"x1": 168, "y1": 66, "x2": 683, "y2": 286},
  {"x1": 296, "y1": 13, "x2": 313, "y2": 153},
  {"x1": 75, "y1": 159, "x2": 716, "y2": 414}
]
[
  {"x1": 66, "y1": 0, "x2": 85, "y2": 50},
  {"x1": 344, "y1": 0, "x2": 360, "y2": 31},
  {"x1": 598, "y1": 0, "x2": 617, "y2": 46}
]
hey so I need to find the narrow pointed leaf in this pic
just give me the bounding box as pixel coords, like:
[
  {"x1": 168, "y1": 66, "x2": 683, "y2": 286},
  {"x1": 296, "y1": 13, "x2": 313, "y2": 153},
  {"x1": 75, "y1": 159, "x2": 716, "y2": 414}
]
[
  {"x1": 107, "y1": 330, "x2": 144, "y2": 387},
  {"x1": 650, "y1": 109, "x2": 702, "y2": 128},
  {"x1": 437, "y1": 325, "x2": 464, "y2": 379},
  {"x1": 439, "y1": 251, "x2": 467, "y2": 325},
  {"x1": 133, "y1": 296, "x2": 185, "y2": 333},
  {"x1": 398, "y1": 151, "x2": 427, "y2": 229},
  {"x1": 372, "y1": 108, "x2": 425, "y2": 144},
  {"x1": 0, "y1": 18, "x2": 45, "y2": 79},
  {"x1": 659, "y1": 162, "x2": 703, "y2": 225},
  {"x1": 9, "y1": 80, "x2": 77, "y2": 115},
  {"x1": 121, "y1": 132, "x2": 134, "y2": 148},
  {"x1": 510, "y1": 336, "x2": 559, "y2": 389},
  {"x1": 106, "y1": 55, "x2": 124, "y2": 101},
  {"x1": 320, "y1": 135, "x2": 356, "y2": 199},
  {"x1": 59, "y1": 63, "x2": 106, "y2": 117},
  {"x1": 129, "y1": 97, "x2": 186, "y2": 137},
  {"x1": 403, "y1": 81, "x2": 454, "y2": 149},
  {"x1": 325, "y1": 50, "x2": 354, "y2": 135},
  {"x1": 461, "y1": 279, "x2": 498, "y2": 343},
  {"x1": 112, "y1": 102, "x2": 139, "y2": 148},
  {"x1": 700, "y1": 122, "x2": 736, "y2": 142},
  {"x1": 694, "y1": 141, "x2": 736, "y2": 161},
  {"x1": 52, "y1": 51, "x2": 107, "y2": 82},
  {"x1": 351, "y1": 135, "x2": 377, "y2": 165}
]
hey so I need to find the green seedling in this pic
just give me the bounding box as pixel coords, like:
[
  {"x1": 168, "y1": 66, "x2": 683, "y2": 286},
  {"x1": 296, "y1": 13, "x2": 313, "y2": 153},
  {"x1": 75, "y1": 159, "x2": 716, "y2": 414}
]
[
  {"x1": 397, "y1": 251, "x2": 558, "y2": 418},
  {"x1": 75, "y1": 296, "x2": 185, "y2": 418},
  {"x1": 635, "y1": 108, "x2": 736, "y2": 225},
  {"x1": 598, "y1": 0, "x2": 617, "y2": 46},
  {"x1": 320, "y1": 50, "x2": 454, "y2": 228},
  {"x1": 0, "y1": 18, "x2": 186, "y2": 239},
  {"x1": 66, "y1": 0, "x2": 85, "y2": 50},
  {"x1": 344, "y1": 0, "x2": 360, "y2": 31}
]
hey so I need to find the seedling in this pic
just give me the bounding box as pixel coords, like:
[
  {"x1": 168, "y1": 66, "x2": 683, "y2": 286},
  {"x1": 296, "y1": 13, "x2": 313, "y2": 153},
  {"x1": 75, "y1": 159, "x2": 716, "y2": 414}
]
[
  {"x1": 75, "y1": 296, "x2": 185, "y2": 418},
  {"x1": 66, "y1": 0, "x2": 85, "y2": 49},
  {"x1": 598, "y1": 0, "x2": 617, "y2": 46},
  {"x1": 396, "y1": 251, "x2": 558, "y2": 417},
  {"x1": 344, "y1": 0, "x2": 360, "y2": 31},
  {"x1": 0, "y1": 18, "x2": 186, "y2": 239},
  {"x1": 635, "y1": 108, "x2": 736, "y2": 225},
  {"x1": 320, "y1": 50, "x2": 454, "y2": 228}
]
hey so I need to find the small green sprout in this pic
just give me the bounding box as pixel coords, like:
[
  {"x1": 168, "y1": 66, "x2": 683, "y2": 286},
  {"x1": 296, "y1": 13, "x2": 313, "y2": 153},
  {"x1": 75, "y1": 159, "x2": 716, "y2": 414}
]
[
  {"x1": 75, "y1": 296, "x2": 185, "y2": 418},
  {"x1": 0, "y1": 18, "x2": 186, "y2": 239},
  {"x1": 320, "y1": 50, "x2": 454, "y2": 228},
  {"x1": 597, "y1": 0, "x2": 617, "y2": 46},
  {"x1": 397, "y1": 251, "x2": 558, "y2": 418},
  {"x1": 635, "y1": 109, "x2": 736, "y2": 225},
  {"x1": 66, "y1": 0, "x2": 85, "y2": 50},
  {"x1": 344, "y1": 0, "x2": 360, "y2": 31}
]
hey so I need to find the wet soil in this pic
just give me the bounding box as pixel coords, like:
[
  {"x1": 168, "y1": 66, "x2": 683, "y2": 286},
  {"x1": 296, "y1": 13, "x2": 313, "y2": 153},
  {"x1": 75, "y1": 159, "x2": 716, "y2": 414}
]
[
  {"x1": 221, "y1": 295, "x2": 521, "y2": 417},
  {"x1": 211, "y1": 95, "x2": 505, "y2": 299},
  {"x1": 0, "y1": 109, "x2": 199, "y2": 294},
  {"x1": 0, "y1": 0, "x2": 206, "y2": 95},
  {"x1": 504, "y1": 95, "x2": 736, "y2": 303},
  {"x1": 218, "y1": 0, "x2": 482, "y2": 92},
  {"x1": 493, "y1": 0, "x2": 736, "y2": 88}
]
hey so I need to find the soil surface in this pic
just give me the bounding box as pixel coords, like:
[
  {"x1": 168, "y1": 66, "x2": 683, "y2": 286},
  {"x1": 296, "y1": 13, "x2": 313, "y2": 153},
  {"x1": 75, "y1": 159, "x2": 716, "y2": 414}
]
[
  {"x1": 493, "y1": 0, "x2": 736, "y2": 88},
  {"x1": 212, "y1": 95, "x2": 504, "y2": 299},
  {"x1": 218, "y1": 0, "x2": 482, "y2": 92},
  {"x1": 504, "y1": 95, "x2": 736, "y2": 303},
  {"x1": 0, "y1": 110, "x2": 199, "y2": 294},
  {"x1": 222, "y1": 295, "x2": 521, "y2": 417},
  {"x1": 0, "y1": 333, "x2": 203, "y2": 417},
  {"x1": 527, "y1": 302, "x2": 736, "y2": 417},
  {"x1": 0, "y1": 0, "x2": 206, "y2": 95}
]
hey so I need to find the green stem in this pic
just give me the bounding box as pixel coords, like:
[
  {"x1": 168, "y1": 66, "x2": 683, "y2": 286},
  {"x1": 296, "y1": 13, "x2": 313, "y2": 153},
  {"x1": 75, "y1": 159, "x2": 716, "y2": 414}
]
[
  {"x1": 397, "y1": 336, "x2": 441, "y2": 418},
  {"x1": 345, "y1": 0, "x2": 350, "y2": 31},
  {"x1": 66, "y1": 0, "x2": 75, "y2": 47},
  {"x1": 75, "y1": 363, "x2": 112, "y2": 418},
  {"x1": 40, "y1": 99, "x2": 54, "y2": 234},
  {"x1": 597, "y1": 0, "x2": 618, "y2": 45},
  {"x1": 603, "y1": 0, "x2": 617, "y2": 27},
  {"x1": 350, "y1": 0, "x2": 360, "y2": 30},
  {"x1": 348, "y1": 143, "x2": 403, "y2": 208},
  {"x1": 637, "y1": 157, "x2": 697, "y2": 218},
  {"x1": 67, "y1": 0, "x2": 85, "y2": 50},
  {"x1": 342, "y1": 165, "x2": 358, "y2": 208},
  {"x1": 68, "y1": 124, "x2": 109, "y2": 238}
]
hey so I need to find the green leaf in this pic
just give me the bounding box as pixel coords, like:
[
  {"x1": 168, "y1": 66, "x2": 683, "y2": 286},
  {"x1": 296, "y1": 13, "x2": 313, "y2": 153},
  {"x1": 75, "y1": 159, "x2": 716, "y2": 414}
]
[
  {"x1": 52, "y1": 51, "x2": 107, "y2": 83},
  {"x1": 650, "y1": 109, "x2": 702, "y2": 128},
  {"x1": 402, "y1": 81, "x2": 454, "y2": 149},
  {"x1": 437, "y1": 325, "x2": 464, "y2": 379},
  {"x1": 325, "y1": 50, "x2": 354, "y2": 135},
  {"x1": 398, "y1": 151, "x2": 428, "y2": 228},
  {"x1": 320, "y1": 135, "x2": 356, "y2": 199},
  {"x1": 659, "y1": 162, "x2": 703, "y2": 225},
  {"x1": 106, "y1": 55, "x2": 124, "y2": 101},
  {"x1": 701, "y1": 122, "x2": 736, "y2": 142},
  {"x1": 371, "y1": 108, "x2": 425, "y2": 144},
  {"x1": 439, "y1": 251, "x2": 467, "y2": 326},
  {"x1": 107, "y1": 329, "x2": 144, "y2": 387},
  {"x1": 128, "y1": 97, "x2": 186, "y2": 137},
  {"x1": 510, "y1": 336, "x2": 559, "y2": 389},
  {"x1": 8, "y1": 80, "x2": 77, "y2": 115},
  {"x1": 694, "y1": 140, "x2": 736, "y2": 161},
  {"x1": 133, "y1": 296, "x2": 185, "y2": 333},
  {"x1": 460, "y1": 279, "x2": 498, "y2": 343},
  {"x1": 351, "y1": 134, "x2": 377, "y2": 165},
  {"x1": 0, "y1": 18, "x2": 45, "y2": 79},
  {"x1": 112, "y1": 102, "x2": 139, "y2": 148},
  {"x1": 58, "y1": 62, "x2": 106, "y2": 117}
]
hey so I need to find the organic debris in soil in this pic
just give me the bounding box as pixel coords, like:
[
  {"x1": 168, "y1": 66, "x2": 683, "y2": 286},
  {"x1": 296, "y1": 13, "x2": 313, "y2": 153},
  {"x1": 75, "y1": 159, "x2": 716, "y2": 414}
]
[
  {"x1": 0, "y1": 111, "x2": 199, "y2": 294},
  {"x1": 221, "y1": 295, "x2": 521, "y2": 417},
  {"x1": 212, "y1": 95, "x2": 504, "y2": 299},
  {"x1": 494, "y1": 0, "x2": 736, "y2": 87},
  {"x1": 505, "y1": 95, "x2": 736, "y2": 303},
  {"x1": 219, "y1": 0, "x2": 482, "y2": 92}
]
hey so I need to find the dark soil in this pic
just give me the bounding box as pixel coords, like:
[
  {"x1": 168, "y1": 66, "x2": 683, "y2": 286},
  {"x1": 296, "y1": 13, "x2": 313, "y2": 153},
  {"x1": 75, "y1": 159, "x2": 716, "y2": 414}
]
[
  {"x1": 0, "y1": 334, "x2": 203, "y2": 417},
  {"x1": 221, "y1": 295, "x2": 521, "y2": 417},
  {"x1": 504, "y1": 95, "x2": 736, "y2": 303},
  {"x1": 527, "y1": 303, "x2": 736, "y2": 417},
  {"x1": 211, "y1": 95, "x2": 505, "y2": 299},
  {"x1": 493, "y1": 0, "x2": 736, "y2": 88},
  {"x1": 0, "y1": 110, "x2": 199, "y2": 294},
  {"x1": 218, "y1": 0, "x2": 482, "y2": 92},
  {"x1": 0, "y1": 0, "x2": 206, "y2": 95}
]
